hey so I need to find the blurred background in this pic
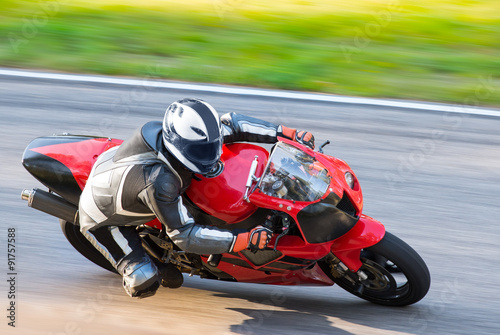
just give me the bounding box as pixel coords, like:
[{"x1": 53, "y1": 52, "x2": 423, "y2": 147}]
[
  {"x1": 1, "y1": 1, "x2": 500, "y2": 335},
  {"x1": 1, "y1": 0, "x2": 499, "y2": 106}
]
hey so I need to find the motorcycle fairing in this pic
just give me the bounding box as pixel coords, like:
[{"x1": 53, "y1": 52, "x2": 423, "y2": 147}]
[
  {"x1": 239, "y1": 249, "x2": 283, "y2": 266},
  {"x1": 202, "y1": 253, "x2": 334, "y2": 286},
  {"x1": 208, "y1": 257, "x2": 334, "y2": 285},
  {"x1": 249, "y1": 138, "x2": 363, "y2": 245},
  {"x1": 22, "y1": 135, "x2": 123, "y2": 205},
  {"x1": 330, "y1": 214, "x2": 386, "y2": 271},
  {"x1": 296, "y1": 192, "x2": 359, "y2": 244},
  {"x1": 23, "y1": 150, "x2": 81, "y2": 205}
]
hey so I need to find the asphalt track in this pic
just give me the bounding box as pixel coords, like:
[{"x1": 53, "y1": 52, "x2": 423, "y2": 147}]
[{"x1": 1, "y1": 71, "x2": 499, "y2": 335}]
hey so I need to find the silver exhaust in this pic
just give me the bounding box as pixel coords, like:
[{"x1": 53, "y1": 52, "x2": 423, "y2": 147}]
[{"x1": 21, "y1": 188, "x2": 78, "y2": 224}]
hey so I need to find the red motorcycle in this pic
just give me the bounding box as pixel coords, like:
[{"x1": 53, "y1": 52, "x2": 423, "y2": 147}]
[{"x1": 21, "y1": 133, "x2": 430, "y2": 306}]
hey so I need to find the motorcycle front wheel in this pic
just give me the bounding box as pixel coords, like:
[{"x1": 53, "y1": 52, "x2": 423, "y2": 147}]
[{"x1": 320, "y1": 231, "x2": 430, "y2": 306}]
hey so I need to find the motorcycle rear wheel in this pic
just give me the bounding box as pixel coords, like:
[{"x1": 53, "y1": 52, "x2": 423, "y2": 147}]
[
  {"x1": 320, "y1": 231, "x2": 430, "y2": 306},
  {"x1": 60, "y1": 219, "x2": 118, "y2": 274}
]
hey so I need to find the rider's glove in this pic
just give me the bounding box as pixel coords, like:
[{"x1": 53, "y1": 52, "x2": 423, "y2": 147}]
[
  {"x1": 231, "y1": 226, "x2": 273, "y2": 252},
  {"x1": 278, "y1": 125, "x2": 315, "y2": 149}
]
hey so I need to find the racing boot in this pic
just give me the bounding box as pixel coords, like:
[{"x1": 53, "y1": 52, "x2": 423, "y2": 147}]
[{"x1": 118, "y1": 255, "x2": 161, "y2": 298}]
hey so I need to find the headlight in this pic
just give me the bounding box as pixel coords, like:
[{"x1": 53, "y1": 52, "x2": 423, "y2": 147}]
[{"x1": 345, "y1": 171, "x2": 355, "y2": 189}]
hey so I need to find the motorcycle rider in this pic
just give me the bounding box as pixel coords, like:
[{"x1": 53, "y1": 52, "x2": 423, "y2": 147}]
[{"x1": 78, "y1": 98, "x2": 315, "y2": 298}]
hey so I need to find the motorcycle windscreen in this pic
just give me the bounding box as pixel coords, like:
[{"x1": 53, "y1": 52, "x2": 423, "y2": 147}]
[{"x1": 258, "y1": 142, "x2": 330, "y2": 202}]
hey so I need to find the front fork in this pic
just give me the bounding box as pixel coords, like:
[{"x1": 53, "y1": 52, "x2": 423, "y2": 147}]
[{"x1": 330, "y1": 214, "x2": 386, "y2": 272}]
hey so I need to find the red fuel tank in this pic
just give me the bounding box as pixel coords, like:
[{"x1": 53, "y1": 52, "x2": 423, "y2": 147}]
[{"x1": 185, "y1": 143, "x2": 269, "y2": 224}]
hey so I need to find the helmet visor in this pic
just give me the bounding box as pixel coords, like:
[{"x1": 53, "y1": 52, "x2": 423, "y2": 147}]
[{"x1": 184, "y1": 138, "x2": 222, "y2": 165}]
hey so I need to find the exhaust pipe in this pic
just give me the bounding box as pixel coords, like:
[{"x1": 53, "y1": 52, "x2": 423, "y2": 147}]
[{"x1": 21, "y1": 188, "x2": 78, "y2": 224}]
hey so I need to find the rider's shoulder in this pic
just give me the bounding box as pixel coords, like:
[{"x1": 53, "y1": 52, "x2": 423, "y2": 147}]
[{"x1": 114, "y1": 121, "x2": 161, "y2": 162}]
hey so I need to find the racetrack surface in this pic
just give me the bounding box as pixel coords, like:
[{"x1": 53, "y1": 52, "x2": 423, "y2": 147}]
[{"x1": 1, "y1": 73, "x2": 499, "y2": 335}]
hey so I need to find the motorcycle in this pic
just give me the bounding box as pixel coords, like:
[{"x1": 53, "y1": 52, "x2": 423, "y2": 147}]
[{"x1": 20, "y1": 133, "x2": 430, "y2": 306}]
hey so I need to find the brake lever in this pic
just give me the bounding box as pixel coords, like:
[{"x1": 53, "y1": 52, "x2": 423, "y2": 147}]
[{"x1": 273, "y1": 216, "x2": 291, "y2": 251}]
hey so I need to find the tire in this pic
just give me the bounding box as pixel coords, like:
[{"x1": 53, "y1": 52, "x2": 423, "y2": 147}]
[
  {"x1": 59, "y1": 220, "x2": 118, "y2": 274},
  {"x1": 320, "y1": 232, "x2": 430, "y2": 306}
]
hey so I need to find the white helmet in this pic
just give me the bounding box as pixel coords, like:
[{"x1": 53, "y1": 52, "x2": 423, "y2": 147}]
[{"x1": 162, "y1": 98, "x2": 222, "y2": 174}]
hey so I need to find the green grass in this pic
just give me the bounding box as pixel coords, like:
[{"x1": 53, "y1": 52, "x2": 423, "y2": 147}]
[{"x1": 1, "y1": 0, "x2": 499, "y2": 106}]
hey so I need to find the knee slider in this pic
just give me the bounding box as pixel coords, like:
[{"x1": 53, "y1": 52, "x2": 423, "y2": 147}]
[{"x1": 122, "y1": 257, "x2": 161, "y2": 298}]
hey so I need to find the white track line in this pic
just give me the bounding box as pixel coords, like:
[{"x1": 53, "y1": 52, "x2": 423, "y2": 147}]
[{"x1": 1, "y1": 68, "x2": 499, "y2": 117}]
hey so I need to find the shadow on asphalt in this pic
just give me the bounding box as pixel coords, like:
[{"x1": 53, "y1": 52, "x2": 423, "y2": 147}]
[{"x1": 181, "y1": 278, "x2": 427, "y2": 335}]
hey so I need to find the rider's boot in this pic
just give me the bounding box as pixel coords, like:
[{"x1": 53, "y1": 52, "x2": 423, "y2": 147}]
[{"x1": 117, "y1": 254, "x2": 161, "y2": 298}]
